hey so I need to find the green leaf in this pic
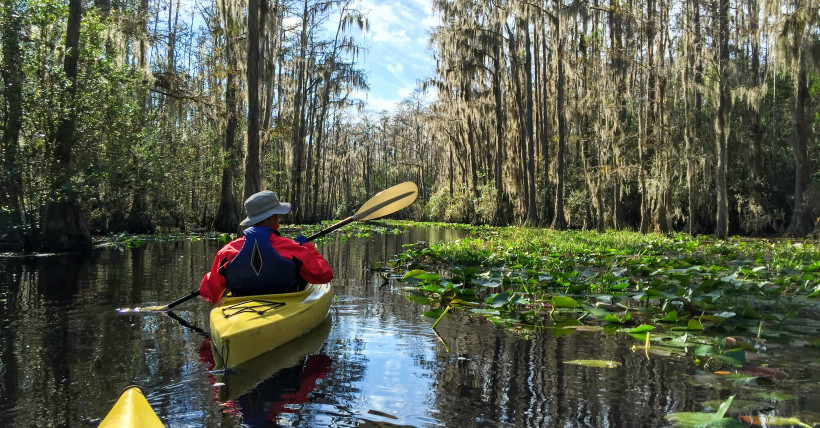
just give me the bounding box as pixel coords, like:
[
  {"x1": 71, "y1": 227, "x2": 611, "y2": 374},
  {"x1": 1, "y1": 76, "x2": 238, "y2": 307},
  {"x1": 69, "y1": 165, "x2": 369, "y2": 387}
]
[
  {"x1": 563, "y1": 359, "x2": 622, "y2": 368},
  {"x1": 473, "y1": 278, "x2": 502, "y2": 288},
  {"x1": 695, "y1": 345, "x2": 717, "y2": 356},
  {"x1": 722, "y1": 348, "x2": 746, "y2": 364},
  {"x1": 489, "y1": 292, "x2": 512, "y2": 308},
  {"x1": 580, "y1": 303, "x2": 611, "y2": 318},
  {"x1": 687, "y1": 319, "x2": 704, "y2": 330},
  {"x1": 416, "y1": 272, "x2": 441, "y2": 281},
  {"x1": 603, "y1": 312, "x2": 631, "y2": 323},
  {"x1": 470, "y1": 308, "x2": 501, "y2": 316},
  {"x1": 551, "y1": 295, "x2": 581, "y2": 308},
  {"x1": 715, "y1": 395, "x2": 734, "y2": 419},
  {"x1": 422, "y1": 284, "x2": 442, "y2": 293},
  {"x1": 752, "y1": 391, "x2": 796, "y2": 401},
  {"x1": 661, "y1": 310, "x2": 679, "y2": 322},
  {"x1": 404, "y1": 269, "x2": 426, "y2": 279},
  {"x1": 665, "y1": 396, "x2": 740, "y2": 428},
  {"x1": 629, "y1": 324, "x2": 656, "y2": 334}
]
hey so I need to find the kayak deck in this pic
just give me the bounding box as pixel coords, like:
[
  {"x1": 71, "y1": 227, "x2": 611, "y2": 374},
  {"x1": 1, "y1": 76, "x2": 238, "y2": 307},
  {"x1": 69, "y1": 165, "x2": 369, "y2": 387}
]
[
  {"x1": 209, "y1": 283, "x2": 332, "y2": 368},
  {"x1": 99, "y1": 386, "x2": 164, "y2": 428}
]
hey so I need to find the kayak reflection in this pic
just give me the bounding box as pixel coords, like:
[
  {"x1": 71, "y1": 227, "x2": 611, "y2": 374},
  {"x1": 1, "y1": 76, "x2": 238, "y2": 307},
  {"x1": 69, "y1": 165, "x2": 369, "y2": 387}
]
[{"x1": 199, "y1": 317, "x2": 332, "y2": 426}]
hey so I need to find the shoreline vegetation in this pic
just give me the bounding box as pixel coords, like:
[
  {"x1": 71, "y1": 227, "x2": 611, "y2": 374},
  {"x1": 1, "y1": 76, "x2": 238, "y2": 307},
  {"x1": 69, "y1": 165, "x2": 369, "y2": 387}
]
[{"x1": 379, "y1": 222, "x2": 820, "y2": 427}]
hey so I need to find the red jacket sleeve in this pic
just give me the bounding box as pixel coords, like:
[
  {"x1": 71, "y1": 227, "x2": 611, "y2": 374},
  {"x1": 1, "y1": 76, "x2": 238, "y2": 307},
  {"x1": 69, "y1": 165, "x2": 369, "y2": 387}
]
[
  {"x1": 199, "y1": 238, "x2": 243, "y2": 303},
  {"x1": 271, "y1": 235, "x2": 334, "y2": 285}
]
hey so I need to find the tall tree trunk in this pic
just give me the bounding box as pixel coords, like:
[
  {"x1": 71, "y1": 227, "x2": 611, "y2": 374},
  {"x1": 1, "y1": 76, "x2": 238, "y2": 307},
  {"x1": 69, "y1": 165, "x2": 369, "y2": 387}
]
[
  {"x1": 786, "y1": 25, "x2": 813, "y2": 236},
  {"x1": 609, "y1": 0, "x2": 626, "y2": 229},
  {"x1": 126, "y1": 0, "x2": 153, "y2": 234},
  {"x1": 1, "y1": 0, "x2": 24, "y2": 220},
  {"x1": 244, "y1": 0, "x2": 263, "y2": 201},
  {"x1": 214, "y1": 7, "x2": 241, "y2": 232},
  {"x1": 289, "y1": 0, "x2": 310, "y2": 219},
  {"x1": 524, "y1": 20, "x2": 539, "y2": 225},
  {"x1": 639, "y1": 0, "x2": 656, "y2": 234},
  {"x1": 551, "y1": 1, "x2": 567, "y2": 230},
  {"x1": 507, "y1": 23, "x2": 529, "y2": 221},
  {"x1": 42, "y1": 0, "x2": 91, "y2": 252},
  {"x1": 52, "y1": 0, "x2": 82, "y2": 180},
  {"x1": 492, "y1": 29, "x2": 508, "y2": 225},
  {"x1": 684, "y1": 0, "x2": 696, "y2": 235},
  {"x1": 714, "y1": 0, "x2": 731, "y2": 239}
]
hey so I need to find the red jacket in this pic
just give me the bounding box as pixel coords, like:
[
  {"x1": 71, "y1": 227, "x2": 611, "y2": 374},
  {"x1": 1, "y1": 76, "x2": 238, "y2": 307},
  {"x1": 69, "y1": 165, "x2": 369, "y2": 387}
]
[{"x1": 200, "y1": 229, "x2": 333, "y2": 303}]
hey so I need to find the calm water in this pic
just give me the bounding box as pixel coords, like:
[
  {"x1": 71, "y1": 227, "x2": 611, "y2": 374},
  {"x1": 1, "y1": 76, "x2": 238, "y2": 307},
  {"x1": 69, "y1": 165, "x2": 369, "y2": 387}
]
[{"x1": 0, "y1": 227, "x2": 817, "y2": 427}]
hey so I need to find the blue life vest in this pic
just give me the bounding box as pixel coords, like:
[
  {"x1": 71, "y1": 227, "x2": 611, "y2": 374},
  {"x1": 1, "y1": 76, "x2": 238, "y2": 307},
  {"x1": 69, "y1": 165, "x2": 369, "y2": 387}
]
[{"x1": 224, "y1": 227, "x2": 305, "y2": 296}]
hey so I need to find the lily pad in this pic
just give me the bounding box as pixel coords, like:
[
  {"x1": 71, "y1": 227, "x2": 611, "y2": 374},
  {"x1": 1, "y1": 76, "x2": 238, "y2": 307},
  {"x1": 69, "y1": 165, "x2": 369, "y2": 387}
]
[
  {"x1": 563, "y1": 359, "x2": 622, "y2": 368},
  {"x1": 752, "y1": 391, "x2": 796, "y2": 401},
  {"x1": 551, "y1": 295, "x2": 581, "y2": 308},
  {"x1": 629, "y1": 324, "x2": 656, "y2": 334}
]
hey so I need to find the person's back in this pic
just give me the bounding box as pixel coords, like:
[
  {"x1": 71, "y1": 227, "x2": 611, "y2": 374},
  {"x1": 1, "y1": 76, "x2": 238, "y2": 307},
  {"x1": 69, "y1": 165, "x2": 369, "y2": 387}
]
[{"x1": 200, "y1": 190, "x2": 333, "y2": 303}]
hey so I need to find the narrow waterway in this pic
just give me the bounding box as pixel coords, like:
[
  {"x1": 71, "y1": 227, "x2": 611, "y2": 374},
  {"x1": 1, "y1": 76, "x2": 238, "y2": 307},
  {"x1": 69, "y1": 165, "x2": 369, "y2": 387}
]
[{"x1": 0, "y1": 227, "x2": 816, "y2": 427}]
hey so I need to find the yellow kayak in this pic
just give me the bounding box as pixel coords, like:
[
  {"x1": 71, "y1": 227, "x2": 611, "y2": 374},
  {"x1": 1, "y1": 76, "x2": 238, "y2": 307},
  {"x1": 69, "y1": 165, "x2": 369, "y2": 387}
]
[
  {"x1": 209, "y1": 283, "x2": 332, "y2": 368},
  {"x1": 99, "y1": 386, "x2": 164, "y2": 428}
]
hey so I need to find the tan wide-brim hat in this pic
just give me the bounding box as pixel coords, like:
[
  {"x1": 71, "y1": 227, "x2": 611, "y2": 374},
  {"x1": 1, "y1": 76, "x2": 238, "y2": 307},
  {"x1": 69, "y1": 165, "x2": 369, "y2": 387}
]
[{"x1": 239, "y1": 190, "x2": 291, "y2": 226}]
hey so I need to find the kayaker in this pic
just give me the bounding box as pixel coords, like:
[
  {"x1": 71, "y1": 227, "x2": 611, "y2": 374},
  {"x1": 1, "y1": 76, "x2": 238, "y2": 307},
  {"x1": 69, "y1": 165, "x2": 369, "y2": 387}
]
[{"x1": 200, "y1": 190, "x2": 333, "y2": 303}]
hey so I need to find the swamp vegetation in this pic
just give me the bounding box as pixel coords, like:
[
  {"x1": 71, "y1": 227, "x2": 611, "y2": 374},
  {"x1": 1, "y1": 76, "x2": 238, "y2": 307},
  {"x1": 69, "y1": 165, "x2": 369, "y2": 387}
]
[{"x1": 378, "y1": 222, "x2": 820, "y2": 427}]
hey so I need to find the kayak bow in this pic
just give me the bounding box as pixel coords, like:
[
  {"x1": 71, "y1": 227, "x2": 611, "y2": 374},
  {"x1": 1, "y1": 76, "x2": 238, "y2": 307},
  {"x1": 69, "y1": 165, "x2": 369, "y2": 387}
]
[{"x1": 99, "y1": 386, "x2": 164, "y2": 428}]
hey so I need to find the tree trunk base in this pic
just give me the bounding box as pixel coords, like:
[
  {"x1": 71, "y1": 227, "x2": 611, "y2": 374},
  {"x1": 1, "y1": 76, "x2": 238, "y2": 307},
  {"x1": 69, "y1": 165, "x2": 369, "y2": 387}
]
[{"x1": 37, "y1": 199, "x2": 92, "y2": 253}]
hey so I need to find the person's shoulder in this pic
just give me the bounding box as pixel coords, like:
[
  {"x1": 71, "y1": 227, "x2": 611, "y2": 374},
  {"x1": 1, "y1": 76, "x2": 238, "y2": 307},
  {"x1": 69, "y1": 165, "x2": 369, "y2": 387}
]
[{"x1": 218, "y1": 236, "x2": 245, "y2": 253}]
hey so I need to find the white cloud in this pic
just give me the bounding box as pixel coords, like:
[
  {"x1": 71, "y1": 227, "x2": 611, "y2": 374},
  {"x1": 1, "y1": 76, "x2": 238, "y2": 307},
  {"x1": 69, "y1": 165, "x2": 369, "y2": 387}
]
[
  {"x1": 366, "y1": 95, "x2": 400, "y2": 113},
  {"x1": 386, "y1": 62, "x2": 405, "y2": 78}
]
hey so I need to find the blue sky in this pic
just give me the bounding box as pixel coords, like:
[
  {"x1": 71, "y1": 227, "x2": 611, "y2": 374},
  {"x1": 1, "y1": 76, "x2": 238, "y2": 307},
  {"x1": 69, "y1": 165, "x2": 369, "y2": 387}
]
[{"x1": 353, "y1": 0, "x2": 437, "y2": 112}]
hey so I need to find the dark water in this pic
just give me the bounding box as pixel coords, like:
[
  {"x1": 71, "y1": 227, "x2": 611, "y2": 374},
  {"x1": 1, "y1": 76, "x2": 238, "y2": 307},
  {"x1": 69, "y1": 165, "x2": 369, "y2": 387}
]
[{"x1": 0, "y1": 227, "x2": 817, "y2": 427}]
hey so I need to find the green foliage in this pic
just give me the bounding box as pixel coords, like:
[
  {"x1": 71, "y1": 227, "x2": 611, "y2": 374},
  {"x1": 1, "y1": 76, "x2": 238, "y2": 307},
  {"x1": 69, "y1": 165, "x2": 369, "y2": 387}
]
[{"x1": 386, "y1": 223, "x2": 820, "y2": 404}]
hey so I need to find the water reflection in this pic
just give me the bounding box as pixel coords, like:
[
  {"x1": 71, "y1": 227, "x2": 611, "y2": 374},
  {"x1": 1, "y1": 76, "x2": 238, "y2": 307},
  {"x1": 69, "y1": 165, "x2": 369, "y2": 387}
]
[{"x1": 1, "y1": 227, "x2": 818, "y2": 427}]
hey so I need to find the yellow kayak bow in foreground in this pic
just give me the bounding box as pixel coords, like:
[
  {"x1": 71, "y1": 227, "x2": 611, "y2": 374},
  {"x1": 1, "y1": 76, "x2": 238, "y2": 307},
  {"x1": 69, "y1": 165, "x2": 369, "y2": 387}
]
[
  {"x1": 99, "y1": 386, "x2": 164, "y2": 428},
  {"x1": 209, "y1": 283, "x2": 332, "y2": 368}
]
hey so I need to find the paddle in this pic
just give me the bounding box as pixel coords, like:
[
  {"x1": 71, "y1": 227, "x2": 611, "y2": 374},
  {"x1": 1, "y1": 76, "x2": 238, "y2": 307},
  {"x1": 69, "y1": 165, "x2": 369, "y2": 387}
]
[{"x1": 124, "y1": 182, "x2": 418, "y2": 313}]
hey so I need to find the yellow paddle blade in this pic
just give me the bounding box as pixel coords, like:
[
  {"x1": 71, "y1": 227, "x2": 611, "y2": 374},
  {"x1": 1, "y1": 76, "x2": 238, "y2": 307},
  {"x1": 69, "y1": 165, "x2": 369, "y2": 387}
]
[{"x1": 353, "y1": 182, "x2": 418, "y2": 221}]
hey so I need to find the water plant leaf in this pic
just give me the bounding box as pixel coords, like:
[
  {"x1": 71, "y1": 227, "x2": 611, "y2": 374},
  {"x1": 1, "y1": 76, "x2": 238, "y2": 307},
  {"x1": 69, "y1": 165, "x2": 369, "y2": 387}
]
[
  {"x1": 470, "y1": 308, "x2": 500, "y2": 316},
  {"x1": 580, "y1": 303, "x2": 611, "y2": 318},
  {"x1": 473, "y1": 278, "x2": 502, "y2": 288},
  {"x1": 423, "y1": 308, "x2": 444, "y2": 319},
  {"x1": 752, "y1": 391, "x2": 796, "y2": 401},
  {"x1": 702, "y1": 399, "x2": 761, "y2": 413},
  {"x1": 488, "y1": 292, "x2": 511, "y2": 308},
  {"x1": 665, "y1": 396, "x2": 741, "y2": 428},
  {"x1": 551, "y1": 296, "x2": 581, "y2": 308},
  {"x1": 405, "y1": 294, "x2": 435, "y2": 305},
  {"x1": 739, "y1": 415, "x2": 811, "y2": 427},
  {"x1": 404, "y1": 269, "x2": 426, "y2": 278},
  {"x1": 695, "y1": 345, "x2": 717, "y2": 356},
  {"x1": 416, "y1": 272, "x2": 441, "y2": 281},
  {"x1": 629, "y1": 324, "x2": 656, "y2": 334},
  {"x1": 603, "y1": 312, "x2": 631, "y2": 323},
  {"x1": 661, "y1": 310, "x2": 679, "y2": 322},
  {"x1": 563, "y1": 359, "x2": 622, "y2": 368},
  {"x1": 687, "y1": 319, "x2": 704, "y2": 330},
  {"x1": 563, "y1": 325, "x2": 604, "y2": 332}
]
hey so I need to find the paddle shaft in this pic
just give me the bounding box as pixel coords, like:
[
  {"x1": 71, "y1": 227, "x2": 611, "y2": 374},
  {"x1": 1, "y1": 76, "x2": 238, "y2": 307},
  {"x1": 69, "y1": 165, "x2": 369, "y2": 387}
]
[
  {"x1": 305, "y1": 216, "x2": 355, "y2": 242},
  {"x1": 165, "y1": 289, "x2": 201, "y2": 310}
]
